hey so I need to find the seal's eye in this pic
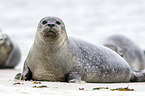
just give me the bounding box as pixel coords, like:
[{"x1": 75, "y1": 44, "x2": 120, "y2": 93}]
[
  {"x1": 56, "y1": 21, "x2": 61, "y2": 25},
  {"x1": 42, "y1": 20, "x2": 47, "y2": 25}
]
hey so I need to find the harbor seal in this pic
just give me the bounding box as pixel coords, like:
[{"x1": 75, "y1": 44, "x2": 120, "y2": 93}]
[
  {"x1": 103, "y1": 35, "x2": 145, "y2": 72},
  {"x1": 0, "y1": 33, "x2": 21, "y2": 68},
  {"x1": 15, "y1": 17, "x2": 145, "y2": 82}
]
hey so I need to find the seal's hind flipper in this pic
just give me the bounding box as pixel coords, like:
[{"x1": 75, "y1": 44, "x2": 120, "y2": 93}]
[
  {"x1": 15, "y1": 64, "x2": 32, "y2": 80},
  {"x1": 130, "y1": 71, "x2": 145, "y2": 82}
]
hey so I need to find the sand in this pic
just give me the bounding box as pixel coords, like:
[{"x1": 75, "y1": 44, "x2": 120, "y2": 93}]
[{"x1": 0, "y1": 69, "x2": 145, "y2": 96}]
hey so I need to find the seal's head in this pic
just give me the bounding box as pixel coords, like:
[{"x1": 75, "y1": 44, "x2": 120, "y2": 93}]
[
  {"x1": 0, "y1": 33, "x2": 12, "y2": 52},
  {"x1": 37, "y1": 17, "x2": 66, "y2": 42},
  {"x1": 0, "y1": 33, "x2": 13, "y2": 65}
]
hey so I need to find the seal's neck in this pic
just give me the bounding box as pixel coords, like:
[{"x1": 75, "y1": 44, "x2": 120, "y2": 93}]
[{"x1": 34, "y1": 31, "x2": 69, "y2": 52}]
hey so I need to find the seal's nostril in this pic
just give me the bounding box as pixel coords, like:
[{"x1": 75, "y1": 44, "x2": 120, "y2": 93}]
[{"x1": 47, "y1": 24, "x2": 55, "y2": 27}]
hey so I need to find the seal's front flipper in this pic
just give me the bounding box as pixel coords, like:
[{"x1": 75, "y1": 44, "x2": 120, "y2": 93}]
[
  {"x1": 130, "y1": 71, "x2": 145, "y2": 82},
  {"x1": 66, "y1": 72, "x2": 86, "y2": 83},
  {"x1": 15, "y1": 73, "x2": 24, "y2": 80},
  {"x1": 15, "y1": 64, "x2": 32, "y2": 80}
]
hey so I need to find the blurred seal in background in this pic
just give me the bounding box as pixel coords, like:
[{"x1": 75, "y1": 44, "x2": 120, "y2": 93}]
[
  {"x1": 0, "y1": 32, "x2": 21, "y2": 68},
  {"x1": 103, "y1": 35, "x2": 145, "y2": 72}
]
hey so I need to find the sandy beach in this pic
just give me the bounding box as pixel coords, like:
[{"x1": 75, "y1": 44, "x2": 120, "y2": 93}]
[{"x1": 0, "y1": 69, "x2": 145, "y2": 96}]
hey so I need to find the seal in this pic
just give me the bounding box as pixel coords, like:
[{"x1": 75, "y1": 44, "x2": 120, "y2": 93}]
[
  {"x1": 0, "y1": 33, "x2": 21, "y2": 68},
  {"x1": 103, "y1": 35, "x2": 145, "y2": 72},
  {"x1": 15, "y1": 17, "x2": 145, "y2": 82}
]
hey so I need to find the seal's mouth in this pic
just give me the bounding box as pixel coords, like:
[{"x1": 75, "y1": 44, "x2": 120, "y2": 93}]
[
  {"x1": 41, "y1": 25, "x2": 60, "y2": 37},
  {"x1": 45, "y1": 31, "x2": 56, "y2": 37}
]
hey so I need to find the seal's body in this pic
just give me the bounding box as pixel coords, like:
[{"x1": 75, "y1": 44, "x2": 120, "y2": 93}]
[
  {"x1": 103, "y1": 35, "x2": 145, "y2": 71},
  {"x1": 15, "y1": 17, "x2": 145, "y2": 82},
  {"x1": 0, "y1": 33, "x2": 21, "y2": 68}
]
